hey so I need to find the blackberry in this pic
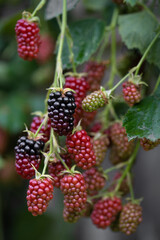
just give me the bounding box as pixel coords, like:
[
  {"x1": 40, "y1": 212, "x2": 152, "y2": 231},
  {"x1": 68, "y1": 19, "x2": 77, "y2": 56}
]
[
  {"x1": 83, "y1": 168, "x2": 106, "y2": 196},
  {"x1": 15, "y1": 136, "x2": 44, "y2": 179},
  {"x1": 15, "y1": 19, "x2": 41, "y2": 61},
  {"x1": 119, "y1": 202, "x2": 142, "y2": 235},
  {"x1": 90, "y1": 122, "x2": 102, "y2": 133},
  {"x1": 123, "y1": 81, "x2": 141, "y2": 106},
  {"x1": 63, "y1": 207, "x2": 82, "y2": 223},
  {"x1": 27, "y1": 177, "x2": 53, "y2": 216},
  {"x1": 66, "y1": 130, "x2": 96, "y2": 170},
  {"x1": 140, "y1": 138, "x2": 160, "y2": 151},
  {"x1": 30, "y1": 116, "x2": 51, "y2": 143},
  {"x1": 82, "y1": 90, "x2": 108, "y2": 112},
  {"x1": 84, "y1": 61, "x2": 106, "y2": 92},
  {"x1": 48, "y1": 90, "x2": 76, "y2": 136},
  {"x1": 91, "y1": 197, "x2": 122, "y2": 229}
]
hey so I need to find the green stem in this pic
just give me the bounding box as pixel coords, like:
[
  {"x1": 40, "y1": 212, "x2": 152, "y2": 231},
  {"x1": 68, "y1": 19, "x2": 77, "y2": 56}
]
[
  {"x1": 127, "y1": 172, "x2": 134, "y2": 201},
  {"x1": 31, "y1": 0, "x2": 46, "y2": 17},
  {"x1": 55, "y1": 152, "x2": 70, "y2": 171},
  {"x1": 153, "y1": 75, "x2": 160, "y2": 93},
  {"x1": 135, "y1": 30, "x2": 160, "y2": 75},
  {"x1": 109, "y1": 72, "x2": 130, "y2": 93},
  {"x1": 42, "y1": 155, "x2": 49, "y2": 175},
  {"x1": 114, "y1": 142, "x2": 140, "y2": 193},
  {"x1": 34, "y1": 116, "x2": 47, "y2": 138},
  {"x1": 97, "y1": 32, "x2": 110, "y2": 61},
  {"x1": 109, "y1": 101, "x2": 119, "y2": 120},
  {"x1": 104, "y1": 162, "x2": 127, "y2": 174}
]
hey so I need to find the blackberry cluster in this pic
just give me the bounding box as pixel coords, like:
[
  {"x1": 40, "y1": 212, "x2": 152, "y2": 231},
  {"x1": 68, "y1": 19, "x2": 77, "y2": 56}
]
[
  {"x1": 91, "y1": 197, "x2": 122, "y2": 229},
  {"x1": 48, "y1": 90, "x2": 76, "y2": 136},
  {"x1": 83, "y1": 168, "x2": 106, "y2": 196},
  {"x1": 15, "y1": 19, "x2": 41, "y2": 61},
  {"x1": 84, "y1": 61, "x2": 106, "y2": 92},
  {"x1": 48, "y1": 154, "x2": 72, "y2": 188},
  {"x1": 123, "y1": 81, "x2": 141, "y2": 106},
  {"x1": 15, "y1": 136, "x2": 44, "y2": 179},
  {"x1": 82, "y1": 90, "x2": 108, "y2": 112},
  {"x1": 27, "y1": 178, "x2": 53, "y2": 216},
  {"x1": 119, "y1": 202, "x2": 142, "y2": 235},
  {"x1": 66, "y1": 130, "x2": 96, "y2": 170},
  {"x1": 140, "y1": 138, "x2": 160, "y2": 151},
  {"x1": 64, "y1": 76, "x2": 89, "y2": 124},
  {"x1": 60, "y1": 173, "x2": 87, "y2": 222},
  {"x1": 30, "y1": 116, "x2": 51, "y2": 143},
  {"x1": 110, "y1": 122, "x2": 135, "y2": 160},
  {"x1": 92, "y1": 135, "x2": 110, "y2": 166}
]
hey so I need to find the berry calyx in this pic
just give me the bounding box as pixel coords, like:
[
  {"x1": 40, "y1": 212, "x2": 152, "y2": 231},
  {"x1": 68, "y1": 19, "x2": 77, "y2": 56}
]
[
  {"x1": 26, "y1": 177, "x2": 54, "y2": 216},
  {"x1": 119, "y1": 202, "x2": 142, "y2": 235},
  {"x1": 123, "y1": 81, "x2": 141, "y2": 106},
  {"x1": 15, "y1": 18, "x2": 41, "y2": 61}
]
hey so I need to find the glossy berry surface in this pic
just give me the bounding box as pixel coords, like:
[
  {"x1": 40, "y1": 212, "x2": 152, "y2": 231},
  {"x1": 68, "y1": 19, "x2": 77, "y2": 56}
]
[
  {"x1": 140, "y1": 137, "x2": 160, "y2": 151},
  {"x1": 60, "y1": 173, "x2": 87, "y2": 213},
  {"x1": 84, "y1": 61, "x2": 106, "y2": 92},
  {"x1": 48, "y1": 154, "x2": 72, "y2": 188},
  {"x1": 91, "y1": 197, "x2": 122, "y2": 229},
  {"x1": 66, "y1": 130, "x2": 96, "y2": 170},
  {"x1": 64, "y1": 76, "x2": 89, "y2": 124},
  {"x1": 119, "y1": 202, "x2": 142, "y2": 235},
  {"x1": 15, "y1": 136, "x2": 44, "y2": 179},
  {"x1": 26, "y1": 178, "x2": 53, "y2": 216},
  {"x1": 48, "y1": 90, "x2": 76, "y2": 136},
  {"x1": 123, "y1": 81, "x2": 141, "y2": 106},
  {"x1": 15, "y1": 19, "x2": 41, "y2": 61},
  {"x1": 110, "y1": 122, "x2": 134, "y2": 160},
  {"x1": 83, "y1": 168, "x2": 106, "y2": 196},
  {"x1": 30, "y1": 116, "x2": 51, "y2": 143},
  {"x1": 82, "y1": 90, "x2": 108, "y2": 112}
]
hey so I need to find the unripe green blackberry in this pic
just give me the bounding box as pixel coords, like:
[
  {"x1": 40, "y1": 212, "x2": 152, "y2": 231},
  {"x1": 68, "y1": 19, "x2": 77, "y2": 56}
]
[
  {"x1": 82, "y1": 90, "x2": 108, "y2": 112},
  {"x1": 140, "y1": 138, "x2": 160, "y2": 151},
  {"x1": 119, "y1": 202, "x2": 142, "y2": 235}
]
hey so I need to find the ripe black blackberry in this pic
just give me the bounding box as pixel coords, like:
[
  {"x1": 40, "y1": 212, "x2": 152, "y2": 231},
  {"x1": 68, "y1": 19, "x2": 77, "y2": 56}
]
[
  {"x1": 48, "y1": 90, "x2": 76, "y2": 136},
  {"x1": 15, "y1": 136, "x2": 44, "y2": 179}
]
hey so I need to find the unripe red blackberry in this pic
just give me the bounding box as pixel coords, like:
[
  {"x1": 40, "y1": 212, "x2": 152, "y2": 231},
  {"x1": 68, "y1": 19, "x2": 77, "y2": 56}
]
[
  {"x1": 83, "y1": 168, "x2": 106, "y2": 196},
  {"x1": 15, "y1": 19, "x2": 41, "y2": 61},
  {"x1": 110, "y1": 122, "x2": 135, "y2": 160},
  {"x1": 60, "y1": 173, "x2": 87, "y2": 213},
  {"x1": 140, "y1": 137, "x2": 160, "y2": 151},
  {"x1": 48, "y1": 90, "x2": 76, "y2": 136},
  {"x1": 123, "y1": 81, "x2": 141, "y2": 106},
  {"x1": 63, "y1": 207, "x2": 82, "y2": 223},
  {"x1": 82, "y1": 90, "x2": 108, "y2": 112},
  {"x1": 66, "y1": 130, "x2": 96, "y2": 170},
  {"x1": 64, "y1": 76, "x2": 89, "y2": 124},
  {"x1": 92, "y1": 135, "x2": 110, "y2": 166},
  {"x1": 84, "y1": 61, "x2": 106, "y2": 92},
  {"x1": 91, "y1": 197, "x2": 122, "y2": 229},
  {"x1": 119, "y1": 202, "x2": 142, "y2": 235},
  {"x1": 30, "y1": 116, "x2": 51, "y2": 143},
  {"x1": 48, "y1": 154, "x2": 72, "y2": 188},
  {"x1": 90, "y1": 122, "x2": 102, "y2": 133},
  {"x1": 37, "y1": 35, "x2": 55, "y2": 64},
  {"x1": 26, "y1": 177, "x2": 53, "y2": 216},
  {"x1": 15, "y1": 136, "x2": 44, "y2": 179}
]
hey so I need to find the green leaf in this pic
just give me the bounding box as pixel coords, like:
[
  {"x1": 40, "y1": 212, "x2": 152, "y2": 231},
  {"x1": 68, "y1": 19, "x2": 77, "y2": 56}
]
[
  {"x1": 62, "y1": 18, "x2": 105, "y2": 68},
  {"x1": 123, "y1": 86, "x2": 160, "y2": 141},
  {"x1": 83, "y1": 0, "x2": 110, "y2": 11},
  {"x1": 124, "y1": 0, "x2": 138, "y2": 7},
  {"x1": 45, "y1": 0, "x2": 79, "y2": 20},
  {"x1": 118, "y1": 11, "x2": 160, "y2": 69}
]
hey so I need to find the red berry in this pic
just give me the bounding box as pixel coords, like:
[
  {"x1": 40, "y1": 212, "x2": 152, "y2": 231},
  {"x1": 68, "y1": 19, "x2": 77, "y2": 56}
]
[
  {"x1": 66, "y1": 130, "x2": 96, "y2": 170},
  {"x1": 15, "y1": 19, "x2": 41, "y2": 61},
  {"x1": 110, "y1": 122, "x2": 135, "y2": 160},
  {"x1": 30, "y1": 116, "x2": 51, "y2": 143},
  {"x1": 83, "y1": 168, "x2": 106, "y2": 196},
  {"x1": 37, "y1": 35, "x2": 55, "y2": 64},
  {"x1": 26, "y1": 177, "x2": 53, "y2": 216},
  {"x1": 64, "y1": 76, "x2": 89, "y2": 125},
  {"x1": 63, "y1": 207, "x2": 82, "y2": 223},
  {"x1": 122, "y1": 81, "x2": 141, "y2": 106},
  {"x1": 91, "y1": 197, "x2": 122, "y2": 229},
  {"x1": 140, "y1": 137, "x2": 160, "y2": 151},
  {"x1": 90, "y1": 122, "x2": 102, "y2": 133},
  {"x1": 48, "y1": 154, "x2": 72, "y2": 188},
  {"x1": 119, "y1": 202, "x2": 142, "y2": 235},
  {"x1": 60, "y1": 173, "x2": 87, "y2": 213},
  {"x1": 15, "y1": 136, "x2": 44, "y2": 179},
  {"x1": 84, "y1": 61, "x2": 106, "y2": 92}
]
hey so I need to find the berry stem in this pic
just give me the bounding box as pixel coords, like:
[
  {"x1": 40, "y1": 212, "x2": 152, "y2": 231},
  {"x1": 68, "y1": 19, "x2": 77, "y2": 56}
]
[
  {"x1": 127, "y1": 172, "x2": 135, "y2": 202},
  {"x1": 31, "y1": 0, "x2": 46, "y2": 17},
  {"x1": 55, "y1": 152, "x2": 70, "y2": 172},
  {"x1": 97, "y1": 31, "x2": 110, "y2": 61},
  {"x1": 33, "y1": 115, "x2": 48, "y2": 138},
  {"x1": 104, "y1": 162, "x2": 127, "y2": 174},
  {"x1": 108, "y1": 101, "x2": 119, "y2": 121},
  {"x1": 152, "y1": 74, "x2": 160, "y2": 93},
  {"x1": 114, "y1": 142, "x2": 140, "y2": 193}
]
